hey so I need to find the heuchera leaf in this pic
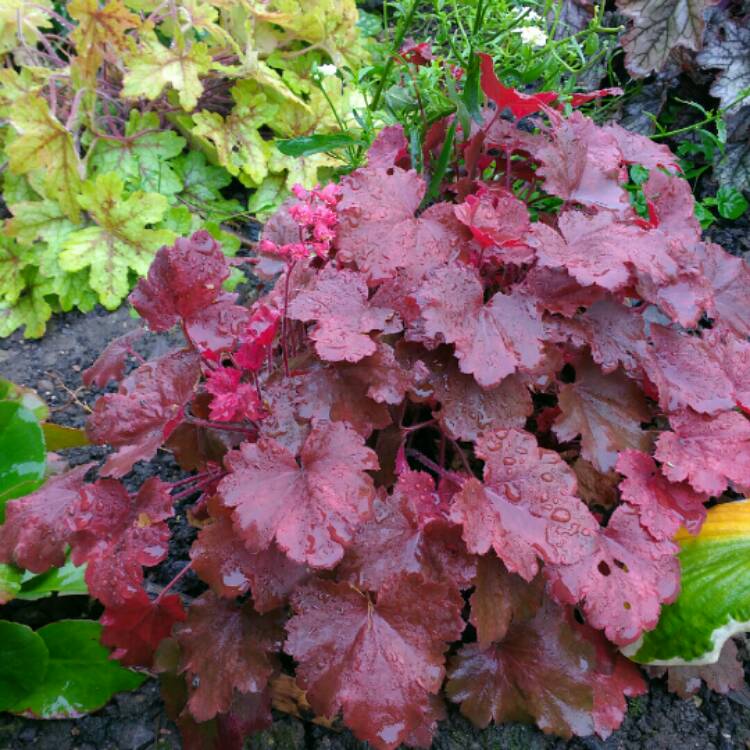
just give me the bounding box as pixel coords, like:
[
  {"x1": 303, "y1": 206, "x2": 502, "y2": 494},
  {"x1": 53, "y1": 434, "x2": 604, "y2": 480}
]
[
  {"x1": 129, "y1": 231, "x2": 231, "y2": 332},
  {"x1": 190, "y1": 497, "x2": 307, "y2": 611},
  {"x1": 100, "y1": 589, "x2": 186, "y2": 667},
  {"x1": 59, "y1": 173, "x2": 173, "y2": 309},
  {"x1": 469, "y1": 553, "x2": 543, "y2": 648},
  {"x1": 121, "y1": 32, "x2": 212, "y2": 111},
  {"x1": 69, "y1": 477, "x2": 174, "y2": 606},
  {"x1": 219, "y1": 421, "x2": 378, "y2": 568},
  {"x1": 616, "y1": 449, "x2": 708, "y2": 540},
  {"x1": 446, "y1": 598, "x2": 644, "y2": 739},
  {"x1": 286, "y1": 573, "x2": 465, "y2": 750},
  {"x1": 367, "y1": 124, "x2": 409, "y2": 168},
  {"x1": 174, "y1": 591, "x2": 282, "y2": 722},
  {"x1": 413, "y1": 264, "x2": 546, "y2": 388},
  {"x1": 451, "y1": 429, "x2": 599, "y2": 581},
  {"x1": 82, "y1": 328, "x2": 144, "y2": 389},
  {"x1": 535, "y1": 112, "x2": 628, "y2": 210},
  {"x1": 554, "y1": 356, "x2": 652, "y2": 473},
  {"x1": 546, "y1": 505, "x2": 680, "y2": 645},
  {"x1": 68, "y1": 0, "x2": 140, "y2": 83},
  {"x1": 650, "y1": 640, "x2": 745, "y2": 698},
  {"x1": 288, "y1": 267, "x2": 400, "y2": 363},
  {"x1": 339, "y1": 470, "x2": 476, "y2": 591},
  {"x1": 418, "y1": 349, "x2": 533, "y2": 442},
  {"x1": 87, "y1": 350, "x2": 201, "y2": 478},
  {"x1": 655, "y1": 409, "x2": 750, "y2": 495},
  {"x1": 0, "y1": 464, "x2": 93, "y2": 573},
  {"x1": 617, "y1": 0, "x2": 714, "y2": 76},
  {"x1": 478, "y1": 53, "x2": 557, "y2": 119},
  {"x1": 336, "y1": 167, "x2": 469, "y2": 285},
  {"x1": 6, "y1": 97, "x2": 82, "y2": 222}
]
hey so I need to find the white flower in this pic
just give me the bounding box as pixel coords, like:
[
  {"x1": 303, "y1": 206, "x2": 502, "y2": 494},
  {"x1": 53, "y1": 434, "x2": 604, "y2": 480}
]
[
  {"x1": 514, "y1": 7, "x2": 542, "y2": 22},
  {"x1": 513, "y1": 25, "x2": 548, "y2": 47},
  {"x1": 317, "y1": 64, "x2": 338, "y2": 76}
]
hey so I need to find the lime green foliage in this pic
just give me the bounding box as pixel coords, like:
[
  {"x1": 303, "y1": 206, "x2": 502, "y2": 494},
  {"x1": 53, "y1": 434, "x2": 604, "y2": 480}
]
[
  {"x1": 625, "y1": 500, "x2": 750, "y2": 665},
  {"x1": 0, "y1": 0, "x2": 371, "y2": 338},
  {"x1": 5, "y1": 620, "x2": 144, "y2": 717}
]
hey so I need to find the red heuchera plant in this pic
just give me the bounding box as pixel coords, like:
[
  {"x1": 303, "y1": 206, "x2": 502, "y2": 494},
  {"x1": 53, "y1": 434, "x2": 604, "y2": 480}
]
[{"x1": 3, "y1": 59, "x2": 750, "y2": 749}]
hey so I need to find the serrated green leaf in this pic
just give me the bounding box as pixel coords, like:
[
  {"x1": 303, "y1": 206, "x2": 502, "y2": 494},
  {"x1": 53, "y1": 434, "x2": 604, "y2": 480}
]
[
  {"x1": 268, "y1": 148, "x2": 339, "y2": 190},
  {"x1": 247, "y1": 173, "x2": 287, "y2": 220},
  {"x1": 6, "y1": 97, "x2": 83, "y2": 222},
  {"x1": 59, "y1": 173, "x2": 173, "y2": 308},
  {"x1": 624, "y1": 500, "x2": 750, "y2": 666},
  {"x1": 0, "y1": 235, "x2": 35, "y2": 306},
  {"x1": 18, "y1": 557, "x2": 88, "y2": 600},
  {"x1": 10, "y1": 620, "x2": 145, "y2": 718},
  {"x1": 121, "y1": 32, "x2": 212, "y2": 111},
  {"x1": 0, "y1": 278, "x2": 53, "y2": 339},
  {"x1": 90, "y1": 111, "x2": 185, "y2": 195},
  {"x1": 0, "y1": 401, "x2": 46, "y2": 518},
  {"x1": 0, "y1": 621, "x2": 48, "y2": 712},
  {"x1": 0, "y1": 0, "x2": 53, "y2": 55},
  {"x1": 191, "y1": 85, "x2": 276, "y2": 184},
  {"x1": 6, "y1": 199, "x2": 76, "y2": 250}
]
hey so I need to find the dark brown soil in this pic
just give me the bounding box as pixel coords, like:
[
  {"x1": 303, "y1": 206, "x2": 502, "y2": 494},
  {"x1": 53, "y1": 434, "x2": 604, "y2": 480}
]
[{"x1": 2, "y1": 285, "x2": 750, "y2": 749}]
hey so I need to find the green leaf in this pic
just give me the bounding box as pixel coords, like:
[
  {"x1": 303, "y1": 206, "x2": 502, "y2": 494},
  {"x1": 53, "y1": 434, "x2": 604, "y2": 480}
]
[
  {"x1": 247, "y1": 174, "x2": 287, "y2": 221},
  {"x1": 10, "y1": 620, "x2": 145, "y2": 718},
  {"x1": 629, "y1": 164, "x2": 650, "y2": 186},
  {"x1": 173, "y1": 151, "x2": 241, "y2": 221},
  {"x1": 275, "y1": 132, "x2": 360, "y2": 157},
  {"x1": 89, "y1": 111, "x2": 186, "y2": 195},
  {"x1": 59, "y1": 173, "x2": 173, "y2": 309},
  {"x1": 18, "y1": 557, "x2": 88, "y2": 600},
  {"x1": 0, "y1": 277, "x2": 53, "y2": 339},
  {"x1": 6, "y1": 199, "x2": 76, "y2": 250},
  {"x1": 0, "y1": 235, "x2": 35, "y2": 306},
  {"x1": 41, "y1": 423, "x2": 89, "y2": 450},
  {"x1": 0, "y1": 621, "x2": 48, "y2": 712},
  {"x1": 0, "y1": 401, "x2": 46, "y2": 518},
  {"x1": 6, "y1": 97, "x2": 83, "y2": 222},
  {"x1": 695, "y1": 201, "x2": 717, "y2": 229},
  {"x1": 624, "y1": 500, "x2": 750, "y2": 665},
  {"x1": 716, "y1": 185, "x2": 749, "y2": 220},
  {"x1": 121, "y1": 33, "x2": 212, "y2": 111},
  {"x1": 423, "y1": 118, "x2": 457, "y2": 206},
  {"x1": 0, "y1": 564, "x2": 24, "y2": 603}
]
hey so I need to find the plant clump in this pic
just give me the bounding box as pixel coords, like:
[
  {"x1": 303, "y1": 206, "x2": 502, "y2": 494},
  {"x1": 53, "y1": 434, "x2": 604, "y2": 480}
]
[{"x1": 2, "y1": 58, "x2": 750, "y2": 749}]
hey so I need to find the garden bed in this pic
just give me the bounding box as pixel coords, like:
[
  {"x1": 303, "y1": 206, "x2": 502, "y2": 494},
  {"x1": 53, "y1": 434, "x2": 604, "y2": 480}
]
[{"x1": 2, "y1": 305, "x2": 750, "y2": 750}]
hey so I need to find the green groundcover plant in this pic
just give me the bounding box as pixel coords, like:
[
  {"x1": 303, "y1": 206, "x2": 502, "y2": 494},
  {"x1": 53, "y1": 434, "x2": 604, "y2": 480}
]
[
  {"x1": 0, "y1": 0, "x2": 371, "y2": 338},
  {"x1": 2, "y1": 53, "x2": 750, "y2": 748}
]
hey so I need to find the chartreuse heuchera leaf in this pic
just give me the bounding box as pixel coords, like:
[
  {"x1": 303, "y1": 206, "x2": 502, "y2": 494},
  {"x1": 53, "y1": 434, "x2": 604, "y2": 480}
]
[
  {"x1": 9, "y1": 620, "x2": 145, "y2": 718},
  {"x1": 0, "y1": 401, "x2": 46, "y2": 515},
  {"x1": 0, "y1": 0, "x2": 370, "y2": 337},
  {"x1": 624, "y1": 500, "x2": 750, "y2": 665}
]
